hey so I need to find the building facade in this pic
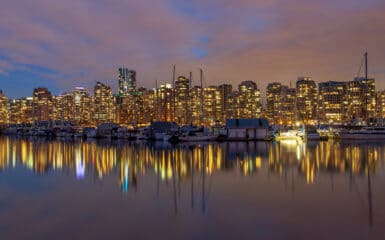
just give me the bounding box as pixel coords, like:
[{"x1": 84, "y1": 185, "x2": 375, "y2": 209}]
[
  {"x1": 0, "y1": 90, "x2": 8, "y2": 125},
  {"x1": 93, "y1": 82, "x2": 115, "y2": 124},
  {"x1": 118, "y1": 68, "x2": 136, "y2": 96},
  {"x1": 318, "y1": 81, "x2": 347, "y2": 124},
  {"x1": 296, "y1": 77, "x2": 317, "y2": 125}
]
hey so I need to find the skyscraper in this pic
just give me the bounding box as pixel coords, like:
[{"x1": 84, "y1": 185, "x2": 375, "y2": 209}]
[
  {"x1": 33, "y1": 87, "x2": 53, "y2": 122},
  {"x1": 318, "y1": 81, "x2": 347, "y2": 124},
  {"x1": 0, "y1": 90, "x2": 8, "y2": 125},
  {"x1": 346, "y1": 77, "x2": 376, "y2": 121},
  {"x1": 155, "y1": 83, "x2": 173, "y2": 122},
  {"x1": 203, "y1": 86, "x2": 222, "y2": 125},
  {"x1": 175, "y1": 76, "x2": 190, "y2": 124},
  {"x1": 218, "y1": 84, "x2": 233, "y2": 124},
  {"x1": 266, "y1": 82, "x2": 283, "y2": 125},
  {"x1": 235, "y1": 81, "x2": 262, "y2": 119},
  {"x1": 73, "y1": 87, "x2": 92, "y2": 126},
  {"x1": 118, "y1": 68, "x2": 136, "y2": 96},
  {"x1": 296, "y1": 77, "x2": 317, "y2": 125},
  {"x1": 9, "y1": 97, "x2": 33, "y2": 124},
  {"x1": 93, "y1": 82, "x2": 115, "y2": 124}
]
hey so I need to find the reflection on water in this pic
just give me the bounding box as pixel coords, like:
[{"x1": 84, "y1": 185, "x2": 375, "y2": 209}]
[
  {"x1": 0, "y1": 137, "x2": 381, "y2": 185},
  {"x1": 0, "y1": 137, "x2": 384, "y2": 239}
]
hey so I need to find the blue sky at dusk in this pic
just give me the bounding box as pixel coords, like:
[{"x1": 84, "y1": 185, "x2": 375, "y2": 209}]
[{"x1": 1, "y1": 0, "x2": 385, "y2": 98}]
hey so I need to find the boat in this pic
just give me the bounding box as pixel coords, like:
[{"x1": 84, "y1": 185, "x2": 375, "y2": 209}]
[
  {"x1": 339, "y1": 52, "x2": 385, "y2": 140},
  {"x1": 84, "y1": 127, "x2": 97, "y2": 138},
  {"x1": 305, "y1": 129, "x2": 321, "y2": 141},
  {"x1": 179, "y1": 129, "x2": 217, "y2": 142},
  {"x1": 275, "y1": 129, "x2": 305, "y2": 141},
  {"x1": 145, "y1": 121, "x2": 180, "y2": 142},
  {"x1": 339, "y1": 126, "x2": 385, "y2": 140}
]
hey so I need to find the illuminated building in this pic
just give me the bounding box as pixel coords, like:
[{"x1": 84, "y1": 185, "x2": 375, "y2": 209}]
[
  {"x1": 175, "y1": 76, "x2": 190, "y2": 125},
  {"x1": 266, "y1": 83, "x2": 297, "y2": 126},
  {"x1": 346, "y1": 77, "x2": 376, "y2": 122},
  {"x1": 218, "y1": 84, "x2": 234, "y2": 124},
  {"x1": 32, "y1": 87, "x2": 53, "y2": 122},
  {"x1": 296, "y1": 77, "x2": 317, "y2": 125},
  {"x1": 8, "y1": 97, "x2": 33, "y2": 124},
  {"x1": 93, "y1": 82, "x2": 115, "y2": 124},
  {"x1": 155, "y1": 83, "x2": 173, "y2": 122},
  {"x1": 72, "y1": 87, "x2": 92, "y2": 126},
  {"x1": 203, "y1": 86, "x2": 222, "y2": 125},
  {"x1": 53, "y1": 93, "x2": 73, "y2": 121},
  {"x1": 190, "y1": 86, "x2": 203, "y2": 125},
  {"x1": 266, "y1": 82, "x2": 283, "y2": 125},
  {"x1": 376, "y1": 90, "x2": 385, "y2": 119},
  {"x1": 138, "y1": 88, "x2": 156, "y2": 125},
  {"x1": 280, "y1": 86, "x2": 297, "y2": 126},
  {"x1": 118, "y1": 68, "x2": 136, "y2": 96},
  {"x1": 318, "y1": 81, "x2": 348, "y2": 124},
  {"x1": 0, "y1": 90, "x2": 8, "y2": 125},
  {"x1": 115, "y1": 94, "x2": 135, "y2": 125},
  {"x1": 234, "y1": 81, "x2": 261, "y2": 119}
]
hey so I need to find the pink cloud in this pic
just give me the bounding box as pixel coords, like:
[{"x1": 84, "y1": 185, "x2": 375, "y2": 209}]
[{"x1": 0, "y1": 0, "x2": 384, "y2": 95}]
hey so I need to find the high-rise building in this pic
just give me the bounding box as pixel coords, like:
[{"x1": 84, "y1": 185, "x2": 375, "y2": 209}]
[
  {"x1": 218, "y1": 84, "x2": 233, "y2": 124},
  {"x1": 0, "y1": 90, "x2": 8, "y2": 125},
  {"x1": 190, "y1": 86, "x2": 203, "y2": 125},
  {"x1": 203, "y1": 86, "x2": 222, "y2": 125},
  {"x1": 32, "y1": 87, "x2": 53, "y2": 122},
  {"x1": 266, "y1": 83, "x2": 297, "y2": 126},
  {"x1": 73, "y1": 87, "x2": 92, "y2": 126},
  {"x1": 175, "y1": 76, "x2": 190, "y2": 125},
  {"x1": 53, "y1": 93, "x2": 73, "y2": 121},
  {"x1": 296, "y1": 77, "x2": 317, "y2": 125},
  {"x1": 376, "y1": 90, "x2": 385, "y2": 119},
  {"x1": 155, "y1": 83, "x2": 173, "y2": 122},
  {"x1": 118, "y1": 68, "x2": 136, "y2": 96},
  {"x1": 266, "y1": 82, "x2": 283, "y2": 125},
  {"x1": 93, "y1": 82, "x2": 115, "y2": 124},
  {"x1": 8, "y1": 97, "x2": 33, "y2": 124},
  {"x1": 318, "y1": 81, "x2": 348, "y2": 124},
  {"x1": 280, "y1": 86, "x2": 297, "y2": 126},
  {"x1": 135, "y1": 88, "x2": 155, "y2": 125},
  {"x1": 346, "y1": 77, "x2": 376, "y2": 121},
  {"x1": 235, "y1": 81, "x2": 261, "y2": 119}
]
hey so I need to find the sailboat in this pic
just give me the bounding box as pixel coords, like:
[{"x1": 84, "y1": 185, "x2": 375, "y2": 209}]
[
  {"x1": 339, "y1": 52, "x2": 385, "y2": 140},
  {"x1": 179, "y1": 69, "x2": 217, "y2": 142}
]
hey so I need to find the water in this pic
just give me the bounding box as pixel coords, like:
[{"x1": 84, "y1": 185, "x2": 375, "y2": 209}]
[{"x1": 0, "y1": 137, "x2": 384, "y2": 240}]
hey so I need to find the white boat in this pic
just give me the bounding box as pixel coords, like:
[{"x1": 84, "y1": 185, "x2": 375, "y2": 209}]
[
  {"x1": 339, "y1": 127, "x2": 385, "y2": 140},
  {"x1": 275, "y1": 129, "x2": 305, "y2": 141}
]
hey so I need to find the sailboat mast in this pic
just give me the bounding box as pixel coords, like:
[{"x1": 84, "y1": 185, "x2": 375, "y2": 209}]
[
  {"x1": 189, "y1": 71, "x2": 192, "y2": 124},
  {"x1": 200, "y1": 69, "x2": 204, "y2": 125},
  {"x1": 172, "y1": 65, "x2": 176, "y2": 122},
  {"x1": 365, "y1": 52, "x2": 368, "y2": 81},
  {"x1": 364, "y1": 52, "x2": 368, "y2": 122}
]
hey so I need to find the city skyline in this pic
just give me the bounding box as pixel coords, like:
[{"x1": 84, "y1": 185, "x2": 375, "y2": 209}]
[
  {"x1": 1, "y1": 0, "x2": 385, "y2": 99},
  {"x1": 1, "y1": 72, "x2": 383, "y2": 127}
]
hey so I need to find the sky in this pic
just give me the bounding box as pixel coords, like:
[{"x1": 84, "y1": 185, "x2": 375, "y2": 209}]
[{"x1": 0, "y1": 0, "x2": 385, "y2": 98}]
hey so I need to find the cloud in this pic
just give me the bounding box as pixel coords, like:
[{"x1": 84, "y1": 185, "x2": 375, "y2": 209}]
[{"x1": 0, "y1": 0, "x2": 385, "y2": 97}]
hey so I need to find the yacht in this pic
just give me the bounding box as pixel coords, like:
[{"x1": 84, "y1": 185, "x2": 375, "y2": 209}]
[
  {"x1": 339, "y1": 126, "x2": 385, "y2": 140},
  {"x1": 274, "y1": 129, "x2": 305, "y2": 141}
]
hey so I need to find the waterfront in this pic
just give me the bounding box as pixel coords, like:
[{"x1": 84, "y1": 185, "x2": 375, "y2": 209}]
[{"x1": 1, "y1": 137, "x2": 385, "y2": 239}]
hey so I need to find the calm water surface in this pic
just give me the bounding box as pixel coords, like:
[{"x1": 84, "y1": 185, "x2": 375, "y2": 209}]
[{"x1": 0, "y1": 137, "x2": 385, "y2": 239}]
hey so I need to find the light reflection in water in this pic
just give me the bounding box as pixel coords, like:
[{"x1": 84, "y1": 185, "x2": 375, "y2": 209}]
[
  {"x1": 1, "y1": 136, "x2": 384, "y2": 236},
  {"x1": 0, "y1": 138, "x2": 383, "y2": 186}
]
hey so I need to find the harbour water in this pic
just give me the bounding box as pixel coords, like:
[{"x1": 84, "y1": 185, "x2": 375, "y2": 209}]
[{"x1": 0, "y1": 137, "x2": 385, "y2": 239}]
